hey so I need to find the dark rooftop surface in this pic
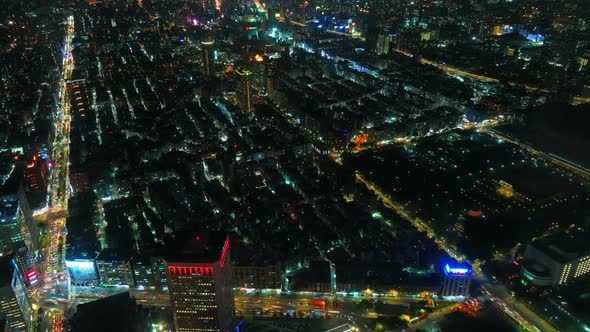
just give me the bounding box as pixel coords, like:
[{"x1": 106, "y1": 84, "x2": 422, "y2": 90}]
[
  {"x1": 69, "y1": 292, "x2": 140, "y2": 332},
  {"x1": 0, "y1": 254, "x2": 14, "y2": 287},
  {"x1": 164, "y1": 231, "x2": 229, "y2": 264},
  {"x1": 530, "y1": 232, "x2": 590, "y2": 263}
]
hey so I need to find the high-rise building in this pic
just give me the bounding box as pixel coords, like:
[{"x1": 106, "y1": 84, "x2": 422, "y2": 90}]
[
  {"x1": 10, "y1": 258, "x2": 32, "y2": 330},
  {"x1": 236, "y1": 69, "x2": 253, "y2": 113},
  {"x1": 0, "y1": 255, "x2": 32, "y2": 331},
  {"x1": 201, "y1": 36, "x2": 215, "y2": 78},
  {"x1": 264, "y1": 55, "x2": 276, "y2": 96},
  {"x1": 250, "y1": 54, "x2": 276, "y2": 96},
  {"x1": 376, "y1": 34, "x2": 390, "y2": 55},
  {"x1": 22, "y1": 154, "x2": 48, "y2": 210},
  {"x1": 0, "y1": 196, "x2": 23, "y2": 252},
  {"x1": 16, "y1": 184, "x2": 40, "y2": 255},
  {"x1": 441, "y1": 263, "x2": 472, "y2": 298},
  {"x1": 23, "y1": 154, "x2": 47, "y2": 194},
  {"x1": 251, "y1": 54, "x2": 265, "y2": 93},
  {"x1": 165, "y1": 235, "x2": 234, "y2": 332}
]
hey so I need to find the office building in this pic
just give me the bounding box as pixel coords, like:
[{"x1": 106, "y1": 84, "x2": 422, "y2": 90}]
[
  {"x1": 201, "y1": 37, "x2": 215, "y2": 78},
  {"x1": 0, "y1": 196, "x2": 23, "y2": 252},
  {"x1": 264, "y1": 55, "x2": 276, "y2": 96},
  {"x1": 0, "y1": 255, "x2": 31, "y2": 331},
  {"x1": 10, "y1": 259, "x2": 31, "y2": 330},
  {"x1": 165, "y1": 235, "x2": 234, "y2": 332},
  {"x1": 522, "y1": 232, "x2": 590, "y2": 286},
  {"x1": 376, "y1": 34, "x2": 390, "y2": 55},
  {"x1": 441, "y1": 263, "x2": 472, "y2": 298},
  {"x1": 236, "y1": 68, "x2": 253, "y2": 113}
]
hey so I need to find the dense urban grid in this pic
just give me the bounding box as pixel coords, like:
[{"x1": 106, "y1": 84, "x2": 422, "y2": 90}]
[{"x1": 0, "y1": 0, "x2": 589, "y2": 331}]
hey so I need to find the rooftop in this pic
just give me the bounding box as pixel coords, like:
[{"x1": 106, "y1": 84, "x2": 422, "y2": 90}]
[
  {"x1": 530, "y1": 232, "x2": 590, "y2": 263},
  {"x1": 0, "y1": 254, "x2": 15, "y2": 287},
  {"x1": 164, "y1": 232, "x2": 230, "y2": 264}
]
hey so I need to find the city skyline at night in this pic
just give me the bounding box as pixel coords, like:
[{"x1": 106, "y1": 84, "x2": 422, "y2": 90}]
[{"x1": 0, "y1": 0, "x2": 589, "y2": 331}]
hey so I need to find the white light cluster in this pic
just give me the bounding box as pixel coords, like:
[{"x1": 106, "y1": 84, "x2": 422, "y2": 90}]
[
  {"x1": 574, "y1": 255, "x2": 590, "y2": 278},
  {"x1": 559, "y1": 264, "x2": 572, "y2": 284}
]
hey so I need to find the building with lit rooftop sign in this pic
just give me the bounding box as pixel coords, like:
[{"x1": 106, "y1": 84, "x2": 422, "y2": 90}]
[
  {"x1": 165, "y1": 234, "x2": 234, "y2": 332},
  {"x1": 441, "y1": 263, "x2": 472, "y2": 298}
]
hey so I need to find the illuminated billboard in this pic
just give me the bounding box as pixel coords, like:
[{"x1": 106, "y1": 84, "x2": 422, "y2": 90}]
[
  {"x1": 66, "y1": 260, "x2": 98, "y2": 284},
  {"x1": 26, "y1": 270, "x2": 38, "y2": 285},
  {"x1": 443, "y1": 263, "x2": 472, "y2": 276}
]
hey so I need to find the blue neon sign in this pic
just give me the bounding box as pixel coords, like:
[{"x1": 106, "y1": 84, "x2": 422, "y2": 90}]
[{"x1": 444, "y1": 263, "x2": 472, "y2": 276}]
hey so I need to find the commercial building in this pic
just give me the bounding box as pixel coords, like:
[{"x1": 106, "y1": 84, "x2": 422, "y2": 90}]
[
  {"x1": 235, "y1": 68, "x2": 253, "y2": 113},
  {"x1": 522, "y1": 232, "x2": 590, "y2": 286},
  {"x1": 441, "y1": 263, "x2": 472, "y2": 298},
  {"x1": 165, "y1": 235, "x2": 234, "y2": 332}
]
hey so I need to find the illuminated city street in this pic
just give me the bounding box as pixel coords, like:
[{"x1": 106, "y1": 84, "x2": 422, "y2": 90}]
[
  {"x1": 1, "y1": 1, "x2": 589, "y2": 331},
  {"x1": 30, "y1": 14, "x2": 76, "y2": 332}
]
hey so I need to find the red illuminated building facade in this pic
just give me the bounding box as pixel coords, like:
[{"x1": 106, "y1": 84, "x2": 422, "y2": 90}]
[
  {"x1": 165, "y1": 236, "x2": 234, "y2": 332},
  {"x1": 23, "y1": 155, "x2": 47, "y2": 194}
]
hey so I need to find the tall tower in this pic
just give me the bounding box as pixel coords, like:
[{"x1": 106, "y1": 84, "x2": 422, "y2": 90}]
[
  {"x1": 235, "y1": 68, "x2": 253, "y2": 113},
  {"x1": 201, "y1": 35, "x2": 215, "y2": 78},
  {"x1": 263, "y1": 55, "x2": 276, "y2": 96},
  {"x1": 165, "y1": 236, "x2": 234, "y2": 332}
]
